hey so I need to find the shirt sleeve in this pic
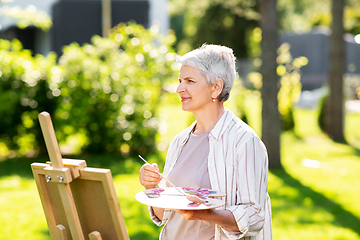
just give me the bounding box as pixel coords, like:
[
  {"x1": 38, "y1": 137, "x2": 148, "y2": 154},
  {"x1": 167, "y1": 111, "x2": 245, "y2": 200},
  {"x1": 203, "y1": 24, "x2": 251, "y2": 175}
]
[
  {"x1": 222, "y1": 135, "x2": 269, "y2": 239},
  {"x1": 148, "y1": 178, "x2": 172, "y2": 226},
  {"x1": 148, "y1": 205, "x2": 163, "y2": 226},
  {"x1": 148, "y1": 134, "x2": 181, "y2": 226}
]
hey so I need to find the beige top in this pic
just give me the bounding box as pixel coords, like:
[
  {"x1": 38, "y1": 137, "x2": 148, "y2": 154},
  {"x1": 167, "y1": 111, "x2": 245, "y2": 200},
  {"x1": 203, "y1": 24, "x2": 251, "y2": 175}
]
[{"x1": 161, "y1": 131, "x2": 215, "y2": 240}]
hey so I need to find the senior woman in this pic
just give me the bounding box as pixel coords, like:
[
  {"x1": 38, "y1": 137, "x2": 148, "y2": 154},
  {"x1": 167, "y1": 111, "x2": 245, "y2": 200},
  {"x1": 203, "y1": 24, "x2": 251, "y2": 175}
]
[{"x1": 139, "y1": 44, "x2": 272, "y2": 240}]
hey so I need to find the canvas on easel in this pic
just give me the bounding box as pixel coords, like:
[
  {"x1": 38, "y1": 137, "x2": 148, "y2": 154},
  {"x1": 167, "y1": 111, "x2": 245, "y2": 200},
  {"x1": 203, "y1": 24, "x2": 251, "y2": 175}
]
[{"x1": 31, "y1": 111, "x2": 130, "y2": 240}]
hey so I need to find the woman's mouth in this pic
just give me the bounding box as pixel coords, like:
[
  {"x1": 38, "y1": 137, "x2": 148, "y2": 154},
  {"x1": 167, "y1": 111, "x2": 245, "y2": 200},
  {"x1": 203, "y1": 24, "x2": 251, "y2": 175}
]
[{"x1": 181, "y1": 97, "x2": 190, "y2": 102}]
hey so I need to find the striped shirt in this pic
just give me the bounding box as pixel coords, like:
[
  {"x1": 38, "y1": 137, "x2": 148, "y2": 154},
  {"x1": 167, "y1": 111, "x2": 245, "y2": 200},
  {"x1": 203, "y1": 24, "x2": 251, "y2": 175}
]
[{"x1": 150, "y1": 108, "x2": 272, "y2": 240}]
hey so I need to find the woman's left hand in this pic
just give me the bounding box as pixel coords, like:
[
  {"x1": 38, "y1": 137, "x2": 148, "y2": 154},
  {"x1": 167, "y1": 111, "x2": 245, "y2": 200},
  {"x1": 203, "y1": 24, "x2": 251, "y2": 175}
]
[
  {"x1": 173, "y1": 194, "x2": 240, "y2": 232},
  {"x1": 173, "y1": 195, "x2": 211, "y2": 221}
]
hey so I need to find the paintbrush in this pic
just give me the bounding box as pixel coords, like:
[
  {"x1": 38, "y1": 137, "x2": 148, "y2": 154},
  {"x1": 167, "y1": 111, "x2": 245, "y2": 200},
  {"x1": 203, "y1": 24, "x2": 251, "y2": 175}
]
[{"x1": 138, "y1": 155, "x2": 186, "y2": 196}]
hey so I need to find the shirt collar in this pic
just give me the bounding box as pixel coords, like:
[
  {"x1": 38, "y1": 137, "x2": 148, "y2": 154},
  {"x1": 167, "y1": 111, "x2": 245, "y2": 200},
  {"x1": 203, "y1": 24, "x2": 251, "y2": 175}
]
[
  {"x1": 179, "y1": 121, "x2": 196, "y2": 147},
  {"x1": 179, "y1": 108, "x2": 234, "y2": 145},
  {"x1": 209, "y1": 108, "x2": 234, "y2": 140}
]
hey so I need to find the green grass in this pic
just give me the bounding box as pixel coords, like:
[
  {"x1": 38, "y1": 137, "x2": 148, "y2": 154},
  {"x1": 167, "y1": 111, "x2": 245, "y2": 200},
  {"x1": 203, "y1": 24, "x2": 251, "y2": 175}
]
[
  {"x1": 273, "y1": 108, "x2": 360, "y2": 239},
  {"x1": 0, "y1": 103, "x2": 360, "y2": 239}
]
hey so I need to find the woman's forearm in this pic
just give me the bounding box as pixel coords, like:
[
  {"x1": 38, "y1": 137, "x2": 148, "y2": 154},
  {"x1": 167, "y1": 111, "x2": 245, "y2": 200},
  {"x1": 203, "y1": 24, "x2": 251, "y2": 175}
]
[
  {"x1": 175, "y1": 208, "x2": 240, "y2": 232},
  {"x1": 152, "y1": 206, "x2": 165, "y2": 221},
  {"x1": 207, "y1": 209, "x2": 239, "y2": 232}
]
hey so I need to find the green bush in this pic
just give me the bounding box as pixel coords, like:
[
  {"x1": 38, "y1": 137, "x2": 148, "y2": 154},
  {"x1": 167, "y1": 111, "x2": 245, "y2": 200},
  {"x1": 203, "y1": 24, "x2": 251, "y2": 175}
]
[
  {"x1": 276, "y1": 43, "x2": 308, "y2": 131},
  {"x1": 0, "y1": 22, "x2": 177, "y2": 158},
  {"x1": 317, "y1": 90, "x2": 328, "y2": 132},
  {"x1": 54, "y1": 22, "x2": 177, "y2": 155},
  {"x1": 248, "y1": 41, "x2": 308, "y2": 131},
  {"x1": 0, "y1": 38, "x2": 57, "y2": 157}
]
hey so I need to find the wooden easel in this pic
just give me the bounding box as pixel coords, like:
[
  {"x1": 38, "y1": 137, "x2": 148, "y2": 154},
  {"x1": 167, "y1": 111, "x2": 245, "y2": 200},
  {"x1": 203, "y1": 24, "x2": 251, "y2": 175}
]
[{"x1": 31, "y1": 112, "x2": 130, "y2": 240}]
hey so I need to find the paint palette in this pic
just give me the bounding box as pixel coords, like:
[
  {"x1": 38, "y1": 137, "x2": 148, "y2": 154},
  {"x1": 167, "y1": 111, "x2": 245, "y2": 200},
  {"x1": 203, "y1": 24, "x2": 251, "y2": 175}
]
[{"x1": 135, "y1": 187, "x2": 226, "y2": 210}]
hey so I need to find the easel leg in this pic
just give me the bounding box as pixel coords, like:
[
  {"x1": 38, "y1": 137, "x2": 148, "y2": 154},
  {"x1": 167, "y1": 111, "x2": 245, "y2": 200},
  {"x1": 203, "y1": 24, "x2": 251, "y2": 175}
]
[
  {"x1": 89, "y1": 231, "x2": 103, "y2": 240},
  {"x1": 57, "y1": 183, "x2": 85, "y2": 240},
  {"x1": 55, "y1": 224, "x2": 68, "y2": 240}
]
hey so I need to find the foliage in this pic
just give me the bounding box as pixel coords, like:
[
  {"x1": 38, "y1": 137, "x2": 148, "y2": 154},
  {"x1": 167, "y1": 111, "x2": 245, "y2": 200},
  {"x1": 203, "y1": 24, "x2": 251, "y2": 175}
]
[
  {"x1": 168, "y1": 0, "x2": 259, "y2": 57},
  {"x1": 277, "y1": 0, "x2": 360, "y2": 35},
  {"x1": 345, "y1": 74, "x2": 360, "y2": 100},
  {"x1": 276, "y1": 43, "x2": 308, "y2": 130},
  {"x1": 53, "y1": 22, "x2": 177, "y2": 155},
  {"x1": 169, "y1": 0, "x2": 360, "y2": 58},
  {"x1": 345, "y1": 1, "x2": 360, "y2": 35},
  {"x1": 247, "y1": 34, "x2": 308, "y2": 131},
  {"x1": 233, "y1": 86, "x2": 249, "y2": 124},
  {"x1": 277, "y1": 0, "x2": 331, "y2": 33},
  {"x1": 0, "y1": 2, "x2": 52, "y2": 31},
  {"x1": 227, "y1": 79, "x2": 250, "y2": 124},
  {"x1": 317, "y1": 72, "x2": 360, "y2": 133},
  {"x1": 0, "y1": 22, "x2": 177, "y2": 157},
  {"x1": 0, "y1": 38, "x2": 57, "y2": 157},
  {"x1": 317, "y1": 92, "x2": 327, "y2": 132}
]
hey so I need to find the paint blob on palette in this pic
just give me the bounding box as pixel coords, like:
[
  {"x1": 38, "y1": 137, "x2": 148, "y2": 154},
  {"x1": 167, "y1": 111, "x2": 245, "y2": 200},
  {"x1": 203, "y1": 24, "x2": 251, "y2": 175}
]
[
  {"x1": 182, "y1": 188, "x2": 218, "y2": 199},
  {"x1": 187, "y1": 202, "x2": 202, "y2": 207},
  {"x1": 143, "y1": 188, "x2": 165, "y2": 198}
]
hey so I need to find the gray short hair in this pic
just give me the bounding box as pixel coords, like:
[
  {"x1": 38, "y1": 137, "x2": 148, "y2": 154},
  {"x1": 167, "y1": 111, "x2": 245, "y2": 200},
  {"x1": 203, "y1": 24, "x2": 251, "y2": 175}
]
[{"x1": 176, "y1": 44, "x2": 237, "y2": 102}]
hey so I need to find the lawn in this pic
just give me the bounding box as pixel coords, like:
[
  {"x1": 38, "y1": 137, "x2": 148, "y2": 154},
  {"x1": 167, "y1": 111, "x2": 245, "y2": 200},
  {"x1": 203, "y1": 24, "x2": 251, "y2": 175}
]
[
  {"x1": 0, "y1": 100, "x2": 360, "y2": 239},
  {"x1": 272, "y1": 109, "x2": 360, "y2": 239}
]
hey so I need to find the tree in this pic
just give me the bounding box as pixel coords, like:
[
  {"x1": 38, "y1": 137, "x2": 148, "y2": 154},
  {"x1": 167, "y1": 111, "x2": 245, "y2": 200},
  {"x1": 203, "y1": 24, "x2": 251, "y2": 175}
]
[
  {"x1": 325, "y1": 0, "x2": 345, "y2": 141},
  {"x1": 259, "y1": 0, "x2": 282, "y2": 168}
]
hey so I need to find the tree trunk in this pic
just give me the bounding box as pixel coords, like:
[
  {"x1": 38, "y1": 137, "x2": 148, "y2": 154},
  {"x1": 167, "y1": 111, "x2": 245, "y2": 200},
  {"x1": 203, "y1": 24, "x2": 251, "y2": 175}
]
[
  {"x1": 102, "y1": 0, "x2": 111, "y2": 38},
  {"x1": 259, "y1": 0, "x2": 282, "y2": 168},
  {"x1": 326, "y1": 0, "x2": 345, "y2": 141}
]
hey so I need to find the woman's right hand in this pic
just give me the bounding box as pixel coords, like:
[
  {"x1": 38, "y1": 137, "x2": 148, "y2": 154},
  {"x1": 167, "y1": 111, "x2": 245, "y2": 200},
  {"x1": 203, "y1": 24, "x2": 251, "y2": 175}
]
[
  {"x1": 139, "y1": 163, "x2": 165, "y2": 221},
  {"x1": 139, "y1": 163, "x2": 162, "y2": 189}
]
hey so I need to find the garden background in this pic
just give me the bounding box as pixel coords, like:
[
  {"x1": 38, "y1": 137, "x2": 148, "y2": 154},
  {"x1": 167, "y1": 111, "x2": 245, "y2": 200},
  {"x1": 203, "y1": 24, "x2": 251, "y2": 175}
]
[{"x1": 1, "y1": 0, "x2": 360, "y2": 239}]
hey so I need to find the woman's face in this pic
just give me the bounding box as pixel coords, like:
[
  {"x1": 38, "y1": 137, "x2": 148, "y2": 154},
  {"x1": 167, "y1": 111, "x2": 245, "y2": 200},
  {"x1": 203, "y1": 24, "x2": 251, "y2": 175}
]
[{"x1": 176, "y1": 65, "x2": 213, "y2": 113}]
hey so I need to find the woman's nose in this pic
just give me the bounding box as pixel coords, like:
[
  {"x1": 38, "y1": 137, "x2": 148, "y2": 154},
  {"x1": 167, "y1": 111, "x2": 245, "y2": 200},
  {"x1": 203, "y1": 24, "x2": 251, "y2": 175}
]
[{"x1": 176, "y1": 82, "x2": 186, "y2": 94}]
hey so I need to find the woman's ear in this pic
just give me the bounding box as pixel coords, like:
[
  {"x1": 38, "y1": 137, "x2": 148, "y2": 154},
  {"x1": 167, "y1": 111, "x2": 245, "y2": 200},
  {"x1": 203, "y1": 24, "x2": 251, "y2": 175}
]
[{"x1": 212, "y1": 78, "x2": 224, "y2": 99}]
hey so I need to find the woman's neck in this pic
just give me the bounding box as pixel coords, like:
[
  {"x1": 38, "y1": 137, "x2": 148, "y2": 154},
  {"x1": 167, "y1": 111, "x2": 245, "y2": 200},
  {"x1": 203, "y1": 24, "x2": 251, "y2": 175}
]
[{"x1": 192, "y1": 105, "x2": 225, "y2": 135}]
